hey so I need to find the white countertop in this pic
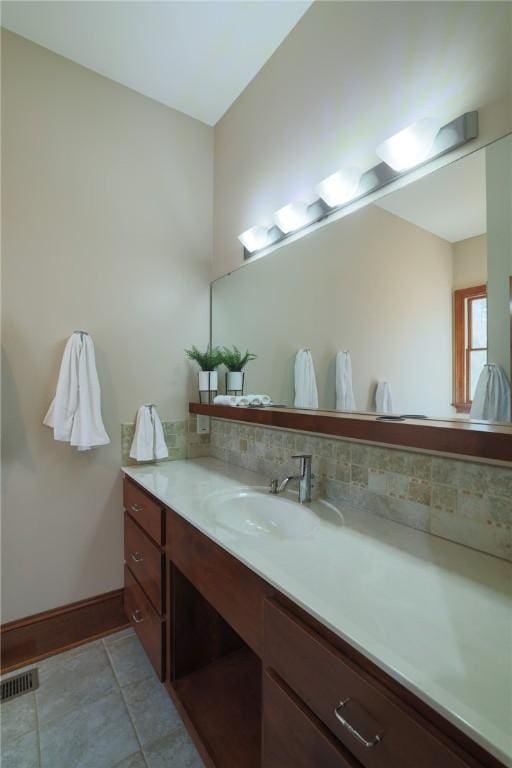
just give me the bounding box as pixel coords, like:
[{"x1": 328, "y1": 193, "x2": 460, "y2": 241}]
[{"x1": 123, "y1": 458, "x2": 512, "y2": 766}]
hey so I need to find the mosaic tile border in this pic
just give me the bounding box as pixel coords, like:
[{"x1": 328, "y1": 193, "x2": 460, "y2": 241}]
[{"x1": 210, "y1": 418, "x2": 512, "y2": 561}]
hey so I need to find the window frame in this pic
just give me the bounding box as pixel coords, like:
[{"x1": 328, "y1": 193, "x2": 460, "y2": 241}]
[{"x1": 453, "y1": 284, "x2": 487, "y2": 413}]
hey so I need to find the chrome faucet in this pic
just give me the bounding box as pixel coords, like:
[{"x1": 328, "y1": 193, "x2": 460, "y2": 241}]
[{"x1": 269, "y1": 454, "x2": 312, "y2": 504}]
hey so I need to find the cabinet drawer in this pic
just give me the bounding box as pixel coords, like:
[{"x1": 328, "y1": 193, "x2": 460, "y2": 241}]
[
  {"x1": 124, "y1": 512, "x2": 164, "y2": 614},
  {"x1": 264, "y1": 600, "x2": 473, "y2": 768},
  {"x1": 168, "y1": 511, "x2": 273, "y2": 656},
  {"x1": 124, "y1": 566, "x2": 164, "y2": 679},
  {"x1": 124, "y1": 477, "x2": 163, "y2": 545},
  {"x1": 263, "y1": 671, "x2": 359, "y2": 768}
]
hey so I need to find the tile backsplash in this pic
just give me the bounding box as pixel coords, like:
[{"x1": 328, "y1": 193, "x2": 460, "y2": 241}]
[
  {"x1": 121, "y1": 416, "x2": 211, "y2": 466},
  {"x1": 210, "y1": 418, "x2": 512, "y2": 561}
]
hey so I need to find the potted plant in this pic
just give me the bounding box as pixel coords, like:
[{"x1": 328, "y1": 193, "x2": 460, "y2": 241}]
[
  {"x1": 221, "y1": 346, "x2": 257, "y2": 394},
  {"x1": 185, "y1": 345, "x2": 223, "y2": 401}
]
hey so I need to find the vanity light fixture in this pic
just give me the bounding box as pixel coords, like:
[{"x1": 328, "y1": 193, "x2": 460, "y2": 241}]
[
  {"x1": 238, "y1": 225, "x2": 271, "y2": 253},
  {"x1": 315, "y1": 166, "x2": 362, "y2": 208},
  {"x1": 375, "y1": 117, "x2": 443, "y2": 172},
  {"x1": 239, "y1": 110, "x2": 478, "y2": 260},
  {"x1": 274, "y1": 201, "x2": 310, "y2": 234}
]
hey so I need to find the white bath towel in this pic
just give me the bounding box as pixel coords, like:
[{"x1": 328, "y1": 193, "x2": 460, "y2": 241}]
[
  {"x1": 375, "y1": 382, "x2": 393, "y2": 414},
  {"x1": 294, "y1": 349, "x2": 319, "y2": 409},
  {"x1": 130, "y1": 405, "x2": 168, "y2": 462},
  {"x1": 336, "y1": 351, "x2": 356, "y2": 411},
  {"x1": 43, "y1": 332, "x2": 110, "y2": 451},
  {"x1": 470, "y1": 364, "x2": 511, "y2": 422},
  {"x1": 213, "y1": 394, "x2": 272, "y2": 407}
]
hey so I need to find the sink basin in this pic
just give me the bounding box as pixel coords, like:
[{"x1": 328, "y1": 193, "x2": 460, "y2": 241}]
[{"x1": 202, "y1": 486, "x2": 342, "y2": 540}]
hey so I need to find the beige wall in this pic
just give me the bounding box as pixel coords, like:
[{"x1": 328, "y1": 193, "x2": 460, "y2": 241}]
[
  {"x1": 214, "y1": 1, "x2": 512, "y2": 280},
  {"x1": 213, "y1": 205, "x2": 454, "y2": 416},
  {"x1": 1, "y1": 31, "x2": 213, "y2": 622},
  {"x1": 452, "y1": 235, "x2": 487, "y2": 289}
]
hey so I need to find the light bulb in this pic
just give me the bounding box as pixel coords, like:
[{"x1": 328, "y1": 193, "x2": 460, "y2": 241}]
[
  {"x1": 273, "y1": 202, "x2": 309, "y2": 234},
  {"x1": 315, "y1": 167, "x2": 361, "y2": 207},
  {"x1": 376, "y1": 118, "x2": 442, "y2": 172},
  {"x1": 238, "y1": 225, "x2": 270, "y2": 253}
]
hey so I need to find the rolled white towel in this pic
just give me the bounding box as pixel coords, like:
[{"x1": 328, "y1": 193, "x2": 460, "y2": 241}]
[
  {"x1": 470, "y1": 364, "x2": 511, "y2": 422},
  {"x1": 213, "y1": 395, "x2": 239, "y2": 406},
  {"x1": 375, "y1": 382, "x2": 393, "y2": 414},
  {"x1": 294, "y1": 349, "x2": 319, "y2": 409},
  {"x1": 130, "y1": 405, "x2": 168, "y2": 462},
  {"x1": 336, "y1": 351, "x2": 356, "y2": 411},
  {"x1": 239, "y1": 394, "x2": 272, "y2": 406},
  {"x1": 213, "y1": 394, "x2": 272, "y2": 407}
]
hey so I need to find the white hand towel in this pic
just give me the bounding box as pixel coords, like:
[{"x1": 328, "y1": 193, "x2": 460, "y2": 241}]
[
  {"x1": 470, "y1": 364, "x2": 511, "y2": 422},
  {"x1": 294, "y1": 349, "x2": 319, "y2": 409},
  {"x1": 375, "y1": 382, "x2": 393, "y2": 414},
  {"x1": 130, "y1": 405, "x2": 169, "y2": 462},
  {"x1": 43, "y1": 332, "x2": 110, "y2": 451},
  {"x1": 336, "y1": 351, "x2": 356, "y2": 411}
]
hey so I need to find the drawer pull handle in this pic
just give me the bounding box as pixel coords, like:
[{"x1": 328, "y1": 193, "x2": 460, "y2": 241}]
[
  {"x1": 334, "y1": 699, "x2": 381, "y2": 749},
  {"x1": 132, "y1": 609, "x2": 144, "y2": 624},
  {"x1": 131, "y1": 552, "x2": 144, "y2": 564},
  {"x1": 131, "y1": 503, "x2": 143, "y2": 513}
]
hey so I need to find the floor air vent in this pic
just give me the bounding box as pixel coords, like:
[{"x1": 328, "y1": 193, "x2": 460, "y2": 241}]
[{"x1": 1, "y1": 668, "x2": 39, "y2": 703}]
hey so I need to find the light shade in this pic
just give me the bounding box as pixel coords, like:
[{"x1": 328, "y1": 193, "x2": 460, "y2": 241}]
[
  {"x1": 376, "y1": 118, "x2": 442, "y2": 172},
  {"x1": 274, "y1": 202, "x2": 309, "y2": 233},
  {"x1": 315, "y1": 167, "x2": 361, "y2": 207},
  {"x1": 238, "y1": 225, "x2": 270, "y2": 253}
]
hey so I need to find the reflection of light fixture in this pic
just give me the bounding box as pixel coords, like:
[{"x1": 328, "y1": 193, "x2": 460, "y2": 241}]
[
  {"x1": 274, "y1": 202, "x2": 309, "y2": 233},
  {"x1": 238, "y1": 225, "x2": 270, "y2": 253},
  {"x1": 315, "y1": 167, "x2": 361, "y2": 207},
  {"x1": 376, "y1": 118, "x2": 442, "y2": 171}
]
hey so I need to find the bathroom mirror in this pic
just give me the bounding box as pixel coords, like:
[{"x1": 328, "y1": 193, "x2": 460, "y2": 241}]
[{"x1": 212, "y1": 134, "x2": 512, "y2": 423}]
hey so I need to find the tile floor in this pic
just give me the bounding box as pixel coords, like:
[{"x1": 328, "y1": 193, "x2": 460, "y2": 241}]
[{"x1": 0, "y1": 628, "x2": 205, "y2": 768}]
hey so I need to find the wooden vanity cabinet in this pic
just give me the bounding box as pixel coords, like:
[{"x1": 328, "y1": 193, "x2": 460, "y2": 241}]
[
  {"x1": 122, "y1": 475, "x2": 503, "y2": 768},
  {"x1": 263, "y1": 598, "x2": 480, "y2": 768},
  {"x1": 263, "y1": 670, "x2": 361, "y2": 768},
  {"x1": 123, "y1": 477, "x2": 166, "y2": 679},
  {"x1": 167, "y1": 510, "x2": 274, "y2": 657}
]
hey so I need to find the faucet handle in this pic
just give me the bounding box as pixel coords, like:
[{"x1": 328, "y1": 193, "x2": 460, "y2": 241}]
[
  {"x1": 291, "y1": 453, "x2": 312, "y2": 474},
  {"x1": 269, "y1": 478, "x2": 279, "y2": 494}
]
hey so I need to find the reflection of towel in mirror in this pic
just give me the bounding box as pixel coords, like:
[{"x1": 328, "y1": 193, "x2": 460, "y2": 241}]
[
  {"x1": 336, "y1": 351, "x2": 356, "y2": 411},
  {"x1": 294, "y1": 349, "x2": 319, "y2": 409},
  {"x1": 470, "y1": 364, "x2": 511, "y2": 422},
  {"x1": 129, "y1": 405, "x2": 168, "y2": 461},
  {"x1": 375, "y1": 382, "x2": 393, "y2": 413},
  {"x1": 43, "y1": 332, "x2": 110, "y2": 451}
]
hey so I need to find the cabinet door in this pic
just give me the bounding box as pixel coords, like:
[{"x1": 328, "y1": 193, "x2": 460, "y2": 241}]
[{"x1": 263, "y1": 671, "x2": 360, "y2": 768}]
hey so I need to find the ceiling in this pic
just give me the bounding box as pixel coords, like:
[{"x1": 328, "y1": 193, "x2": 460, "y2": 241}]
[
  {"x1": 0, "y1": 0, "x2": 312, "y2": 125},
  {"x1": 375, "y1": 149, "x2": 486, "y2": 243}
]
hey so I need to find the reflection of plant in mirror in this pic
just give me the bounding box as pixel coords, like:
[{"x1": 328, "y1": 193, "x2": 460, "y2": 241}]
[
  {"x1": 185, "y1": 345, "x2": 223, "y2": 371},
  {"x1": 221, "y1": 346, "x2": 257, "y2": 372}
]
